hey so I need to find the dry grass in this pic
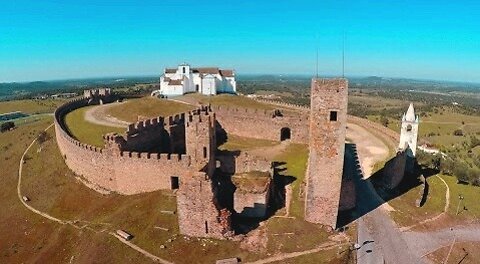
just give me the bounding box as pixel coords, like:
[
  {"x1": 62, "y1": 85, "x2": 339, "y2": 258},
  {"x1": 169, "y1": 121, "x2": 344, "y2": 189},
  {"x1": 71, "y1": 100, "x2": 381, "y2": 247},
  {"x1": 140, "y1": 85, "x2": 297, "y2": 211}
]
[
  {"x1": 219, "y1": 134, "x2": 279, "y2": 151},
  {"x1": 427, "y1": 241, "x2": 479, "y2": 264},
  {"x1": 232, "y1": 171, "x2": 271, "y2": 193},
  {"x1": 0, "y1": 99, "x2": 66, "y2": 114},
  {"x1": 65, "y1": 106, "x2": 124, "y2": 147},
  {"x1": 106, "y1": 97, "x2": 195, "y2": 123},
  {"x1": 184, "y1": 93, "x2": 277, "y2": 110}
]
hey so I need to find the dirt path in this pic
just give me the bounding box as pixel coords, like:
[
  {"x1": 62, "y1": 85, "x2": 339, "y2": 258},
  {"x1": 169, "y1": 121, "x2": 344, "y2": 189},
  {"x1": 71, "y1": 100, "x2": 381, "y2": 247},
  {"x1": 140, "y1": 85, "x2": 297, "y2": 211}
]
[
  {"x1": 244, "y1": 241, "x2": 347, "y2": 264},
  {"x1": 248, "y1": 140, "x2": 289, "y2": 160},
  {"x1": 84, "y1": 102, "x2": 130, "y2": 128},
  {"x1": 346, "y1": 123, "x2": 390, "y2": 178},
  {"x1": 17, "y1": 123, "x2": 171, "y2": 264}
]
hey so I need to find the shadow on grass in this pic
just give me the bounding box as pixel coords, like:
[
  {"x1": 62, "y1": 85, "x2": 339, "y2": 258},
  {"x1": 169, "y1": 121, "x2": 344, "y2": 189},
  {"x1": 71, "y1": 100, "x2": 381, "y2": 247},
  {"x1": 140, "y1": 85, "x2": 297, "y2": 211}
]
[{"x1": 336, "y1": 143, "x2": 440, "y2": 228}]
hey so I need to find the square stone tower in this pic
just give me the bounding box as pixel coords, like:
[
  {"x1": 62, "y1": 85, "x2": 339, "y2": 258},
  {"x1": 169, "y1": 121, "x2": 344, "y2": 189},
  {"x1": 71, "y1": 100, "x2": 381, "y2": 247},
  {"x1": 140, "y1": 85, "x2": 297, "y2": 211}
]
[{"x1": 305, "y1": 78, "x2": 348, "y2": 228}]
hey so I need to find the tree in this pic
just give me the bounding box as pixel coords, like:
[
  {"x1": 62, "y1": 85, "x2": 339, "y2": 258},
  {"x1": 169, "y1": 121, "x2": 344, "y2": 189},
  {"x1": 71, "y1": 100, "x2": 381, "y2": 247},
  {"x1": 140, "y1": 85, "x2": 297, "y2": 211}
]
[
  {"x1": 37, "y1": 131, "x2": 50, "y2": 144},
  {"x1": 380, "y1": 116, "x2": 389, "y2": 127},
  {"x1": 1, "y1": 122, "x2": 15, "y2": 132}
]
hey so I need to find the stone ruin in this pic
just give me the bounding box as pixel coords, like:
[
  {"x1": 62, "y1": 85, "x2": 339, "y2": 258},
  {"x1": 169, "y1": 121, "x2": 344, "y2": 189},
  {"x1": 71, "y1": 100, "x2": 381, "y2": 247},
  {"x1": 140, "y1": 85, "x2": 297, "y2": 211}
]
[{"x1": 54, "y1": 77, "x2": 355, "y2": 238}]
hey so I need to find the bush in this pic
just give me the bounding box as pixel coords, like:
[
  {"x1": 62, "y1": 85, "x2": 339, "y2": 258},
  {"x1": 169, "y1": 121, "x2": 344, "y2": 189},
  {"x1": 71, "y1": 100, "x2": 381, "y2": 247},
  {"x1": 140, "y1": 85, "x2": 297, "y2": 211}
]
[
  {"x1": 37, "y1": 131, "x2": 50, "y2": 144},
  {"x1": 1, "y1": 121, "x2": 15, "y2": 132},
  {"x1": 453, "y1": 129, "x2": 464, "y2": 136}
]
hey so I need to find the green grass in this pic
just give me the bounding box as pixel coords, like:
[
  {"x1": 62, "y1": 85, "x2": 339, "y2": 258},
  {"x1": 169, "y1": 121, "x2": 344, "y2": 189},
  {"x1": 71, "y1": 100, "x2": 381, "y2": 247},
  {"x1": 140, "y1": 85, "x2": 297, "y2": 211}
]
[
  {"x1": 106, "y1": 97, "x2": 195, "y2": 123},
  {"x1": 442, "y1": 174, "x2": 480, "y2": 219},
  {"x1": 389, "y1": 175, "x2": 447, "y2": 227},
  {"x1": 184, "y1": 93, "x2": 278, "y2": 110},
  {"x1": 219, "y1": 134, "x2": 279, "y2": 151},
  {"x1": 349, "y1": 94, "x2": 413, "y2": 111},
  {"x1": 0, "y1": 99, "x2": 66, "y2": 114},
  {"x1": 274, "y1": 144, "x2": 309, "y2": 218},
  {"x1": 65, "y1": 106, "x2": 124, "y2": 147}
]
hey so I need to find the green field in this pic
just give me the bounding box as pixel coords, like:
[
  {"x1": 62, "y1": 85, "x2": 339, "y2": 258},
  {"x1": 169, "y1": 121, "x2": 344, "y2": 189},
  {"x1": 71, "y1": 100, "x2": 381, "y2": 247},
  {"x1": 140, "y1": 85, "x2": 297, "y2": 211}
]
[
  {"x1": 106, "y1": 97, "x2": 195, "y2": 123},
  {"x1": 388, "y1": 175, "x2": 447, "y2": 227},
  {"x1": 183, "y1": 93, "x2": 278, "y2": 110},
  {"x1": 65, "y1": 106, "x2": 124, "y2": 147},
  {"x1": 0, "y1": 99, "x2": 66, "y2": 114}
]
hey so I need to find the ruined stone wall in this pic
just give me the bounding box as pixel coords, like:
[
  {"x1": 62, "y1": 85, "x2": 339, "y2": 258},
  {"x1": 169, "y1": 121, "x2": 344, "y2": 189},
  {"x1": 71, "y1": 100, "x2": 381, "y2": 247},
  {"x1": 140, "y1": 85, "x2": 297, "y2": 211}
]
[
  {"x1": 185, "y1": 107, "x2": 216, "y2": 175},
  {"x1": 123, "y1": 113, "x2": 186, "y2": 154},
  {"x1": 176, "y1": 172, "x2": 230, "y2": 239},
  {"x1": 305, "y1": 78, "x2": 348, "y2": 228},
  {"x1": 234, "y1": 188, "x2": 270, "y2": 218},
  {"x1": 212, "y1": 105, "x2": 309, "y2": 144},
  {"x1": 234, "y1": 152, "x2": 271, "y2": 174},
  {"x1": 54, "y1": 99, "x2": 193, "y2": 195}
]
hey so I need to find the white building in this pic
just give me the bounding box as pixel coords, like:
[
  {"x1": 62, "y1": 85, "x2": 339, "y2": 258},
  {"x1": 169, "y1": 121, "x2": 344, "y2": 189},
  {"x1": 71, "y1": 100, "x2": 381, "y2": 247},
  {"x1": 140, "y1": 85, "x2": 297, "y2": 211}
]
[
  {"x1": 151, "y1": 64, "x2": 236, "y2": 97},
  {"x1": 398, "y1": 103, "x2": 419, "y2": 157}
]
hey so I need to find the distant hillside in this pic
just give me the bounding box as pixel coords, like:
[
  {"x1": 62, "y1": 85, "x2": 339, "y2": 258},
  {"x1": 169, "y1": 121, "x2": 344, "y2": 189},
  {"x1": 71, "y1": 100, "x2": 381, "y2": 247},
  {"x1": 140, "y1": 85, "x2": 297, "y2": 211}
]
[{"x1": 0, "y1": 76, "x2": 158, "y2": 100}]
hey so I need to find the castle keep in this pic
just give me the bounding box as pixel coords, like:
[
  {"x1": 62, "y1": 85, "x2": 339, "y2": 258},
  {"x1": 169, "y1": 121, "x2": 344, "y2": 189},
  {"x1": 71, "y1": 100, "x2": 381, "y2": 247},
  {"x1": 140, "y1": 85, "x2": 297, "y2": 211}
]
[
  {"x1": 305, "y1": 79, "x2": 348, "y2": 228},
  {"x1": 54, "y1": 79, "x2": 353, "y2": 238}
]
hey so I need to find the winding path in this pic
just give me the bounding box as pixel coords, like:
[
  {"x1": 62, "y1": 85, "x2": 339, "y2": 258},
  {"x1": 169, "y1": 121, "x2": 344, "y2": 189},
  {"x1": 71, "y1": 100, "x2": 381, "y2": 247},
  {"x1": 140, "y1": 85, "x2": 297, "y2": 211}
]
[{"x1": 83, "y1": 102, "x2": 130, "y2": 128}]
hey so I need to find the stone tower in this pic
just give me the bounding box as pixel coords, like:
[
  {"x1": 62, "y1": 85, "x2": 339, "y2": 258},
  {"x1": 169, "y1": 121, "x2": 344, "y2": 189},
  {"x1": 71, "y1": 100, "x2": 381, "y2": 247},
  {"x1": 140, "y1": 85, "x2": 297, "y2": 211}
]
[
  {"x1": 177, "y1": 106, "x2": 231, "y2": 239},
  {"x1": 305, "y1": 78, "x2": 348, "y2": 228},
  {"x1": 185, "y1": 106, "x2": 216, "y2": 175},
  {"x1": 399, "y1": 103, "x2": 419, "y2": 158}
]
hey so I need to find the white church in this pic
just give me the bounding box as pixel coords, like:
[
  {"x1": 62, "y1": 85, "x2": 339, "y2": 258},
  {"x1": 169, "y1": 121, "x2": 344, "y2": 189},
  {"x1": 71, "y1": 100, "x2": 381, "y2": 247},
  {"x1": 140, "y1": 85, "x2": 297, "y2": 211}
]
[
  {"x1": 398, "y1": 103, "x2": 419, "y2": 157},
  {"x1": 151, "y1": 63, "x2": 237, "y2": 97}
]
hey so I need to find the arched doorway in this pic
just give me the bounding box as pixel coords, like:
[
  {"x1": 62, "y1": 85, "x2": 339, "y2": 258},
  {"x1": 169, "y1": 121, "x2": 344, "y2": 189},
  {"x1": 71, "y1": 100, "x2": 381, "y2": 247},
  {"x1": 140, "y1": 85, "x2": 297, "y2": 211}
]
[{"x1": 280, "y1": 127, "x2": 291, "y2": 141}]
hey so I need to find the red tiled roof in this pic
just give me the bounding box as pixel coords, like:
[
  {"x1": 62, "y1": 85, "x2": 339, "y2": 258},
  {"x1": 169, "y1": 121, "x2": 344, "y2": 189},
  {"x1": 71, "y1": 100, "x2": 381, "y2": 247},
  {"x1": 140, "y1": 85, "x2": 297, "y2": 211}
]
[
  {"x1": 168, "y1": 79, "x2": 183, "y2": 85},
  {"x1": 192, "y1": 67, "x2": 219, "y2": 74},
  {"x1": 219, "y1": 69, "x2": 234, "y2": 77}
]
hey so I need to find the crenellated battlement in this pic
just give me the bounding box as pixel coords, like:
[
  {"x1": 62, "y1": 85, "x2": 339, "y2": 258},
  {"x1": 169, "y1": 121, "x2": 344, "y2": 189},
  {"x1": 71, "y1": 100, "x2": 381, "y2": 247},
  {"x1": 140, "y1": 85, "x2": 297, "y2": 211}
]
[{"x1": 252, "y1": 98, "x2": 310, "y2": 112}]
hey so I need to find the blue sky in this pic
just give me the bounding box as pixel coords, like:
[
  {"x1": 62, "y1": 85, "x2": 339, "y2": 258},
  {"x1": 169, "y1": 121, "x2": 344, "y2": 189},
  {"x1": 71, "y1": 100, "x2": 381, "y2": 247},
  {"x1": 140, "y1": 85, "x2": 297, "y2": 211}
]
[{"x1": 1, "y1": 0, "x2": 479, "y2": 83}]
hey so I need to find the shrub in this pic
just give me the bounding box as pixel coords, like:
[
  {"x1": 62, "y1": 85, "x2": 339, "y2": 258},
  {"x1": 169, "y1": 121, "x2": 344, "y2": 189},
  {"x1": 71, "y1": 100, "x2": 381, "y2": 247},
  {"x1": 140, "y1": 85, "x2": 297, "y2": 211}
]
[
  {"x1": 1, "y1": 121, "x2": 15, "y2": 132},
  {"x1": 453, "y1": 129, "x2": 464, "y2": 136}
]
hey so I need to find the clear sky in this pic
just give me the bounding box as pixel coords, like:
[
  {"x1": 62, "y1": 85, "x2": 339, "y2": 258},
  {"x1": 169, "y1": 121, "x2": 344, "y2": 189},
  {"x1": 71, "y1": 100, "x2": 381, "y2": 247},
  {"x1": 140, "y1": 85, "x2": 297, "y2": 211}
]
[{"x1": 1, "y1": 0, "x2": 479, "y2": 83}]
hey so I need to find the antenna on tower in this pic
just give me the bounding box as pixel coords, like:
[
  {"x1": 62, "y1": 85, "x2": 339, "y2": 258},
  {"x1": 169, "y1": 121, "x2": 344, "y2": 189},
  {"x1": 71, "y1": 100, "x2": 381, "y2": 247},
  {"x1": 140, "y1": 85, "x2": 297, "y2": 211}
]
[
  {"x1": 342, "y1": 31, "x2": 346, "y2": 78},
  {"x1": 315, "y1": 34, "x2": 319, "y2": 79}
]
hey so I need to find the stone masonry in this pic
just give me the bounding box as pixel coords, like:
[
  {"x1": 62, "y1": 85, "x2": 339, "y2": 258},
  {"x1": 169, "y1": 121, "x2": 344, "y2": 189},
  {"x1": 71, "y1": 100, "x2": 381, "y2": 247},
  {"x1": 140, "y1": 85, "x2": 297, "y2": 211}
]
[{"x1": 305, "y1": 78, "x2": 348, "y2": 228}]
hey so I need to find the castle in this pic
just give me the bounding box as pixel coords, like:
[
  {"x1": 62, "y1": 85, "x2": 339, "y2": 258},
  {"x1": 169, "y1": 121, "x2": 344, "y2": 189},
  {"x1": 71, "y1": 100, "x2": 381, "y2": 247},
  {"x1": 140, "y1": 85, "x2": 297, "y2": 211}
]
[
  {"x1": 151, "y1": 63, "x2": 236, "y2": 97},
  {"x1": 54, "y1": 78, "x2": 353, "y2": 239}
]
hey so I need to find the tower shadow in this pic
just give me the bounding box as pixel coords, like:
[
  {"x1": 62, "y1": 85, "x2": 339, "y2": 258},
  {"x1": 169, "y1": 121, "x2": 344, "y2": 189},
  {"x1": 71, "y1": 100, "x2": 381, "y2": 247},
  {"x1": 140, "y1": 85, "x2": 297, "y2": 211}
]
[{"x1": 336, "y1": 143, "x2": 438, "y2": 228}]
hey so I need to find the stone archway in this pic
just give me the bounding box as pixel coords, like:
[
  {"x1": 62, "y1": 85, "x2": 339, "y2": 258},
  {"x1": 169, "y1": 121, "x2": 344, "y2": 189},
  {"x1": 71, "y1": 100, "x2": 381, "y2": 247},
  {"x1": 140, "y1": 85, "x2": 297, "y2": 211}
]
[{"x1": 280, "y1": 127, "x2": 291, "y2": 141}]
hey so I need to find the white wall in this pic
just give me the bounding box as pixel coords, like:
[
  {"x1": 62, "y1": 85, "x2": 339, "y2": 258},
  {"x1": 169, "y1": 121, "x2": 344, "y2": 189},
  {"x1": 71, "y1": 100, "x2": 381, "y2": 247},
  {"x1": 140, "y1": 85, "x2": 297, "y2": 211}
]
[{"x1": 201, "y1": 77, "x2": 216, "y2": 95}]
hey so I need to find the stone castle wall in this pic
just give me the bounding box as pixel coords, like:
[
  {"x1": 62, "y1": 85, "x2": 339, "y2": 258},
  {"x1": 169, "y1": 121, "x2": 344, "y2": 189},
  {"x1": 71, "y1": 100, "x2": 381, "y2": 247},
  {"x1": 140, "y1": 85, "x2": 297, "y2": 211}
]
[
  {"x1": 54, "y1": 98, "x2": 194, "y2": 195},
  {"x1": 212, "y1": 105, "x2": 309, "y2": 144}
]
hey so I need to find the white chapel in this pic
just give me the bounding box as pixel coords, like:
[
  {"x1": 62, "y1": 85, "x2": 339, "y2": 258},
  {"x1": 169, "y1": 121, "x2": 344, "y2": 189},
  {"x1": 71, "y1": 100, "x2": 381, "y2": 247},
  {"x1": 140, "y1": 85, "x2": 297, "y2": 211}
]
[{"x1": 151, "y1": 63, "x2": 236, "y2": 97}]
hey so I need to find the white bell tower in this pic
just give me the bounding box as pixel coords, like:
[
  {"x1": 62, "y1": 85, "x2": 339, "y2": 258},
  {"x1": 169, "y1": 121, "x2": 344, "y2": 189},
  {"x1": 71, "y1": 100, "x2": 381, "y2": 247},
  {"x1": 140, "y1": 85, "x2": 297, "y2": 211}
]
[{"x1": 398, "y1": 103, "x2": 419, "y2": 157}]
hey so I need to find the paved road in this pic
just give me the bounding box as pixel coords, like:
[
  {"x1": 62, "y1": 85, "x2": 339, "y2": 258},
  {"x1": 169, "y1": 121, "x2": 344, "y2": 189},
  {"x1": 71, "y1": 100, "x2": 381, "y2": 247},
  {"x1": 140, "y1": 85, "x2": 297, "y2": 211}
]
[{"x1": 355, "y1": 176, "x2": 421, "y2": 264}]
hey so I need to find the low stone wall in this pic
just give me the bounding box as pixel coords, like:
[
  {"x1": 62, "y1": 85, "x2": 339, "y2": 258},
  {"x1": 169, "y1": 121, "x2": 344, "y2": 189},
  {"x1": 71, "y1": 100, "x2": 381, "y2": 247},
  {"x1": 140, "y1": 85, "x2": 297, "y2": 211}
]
[
  {"x1": 54, "y1": 99, "x2": 192, "y2": 195},
  {"x1": 212, "y1": 105, "x2": 309, "y2": 144}
]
